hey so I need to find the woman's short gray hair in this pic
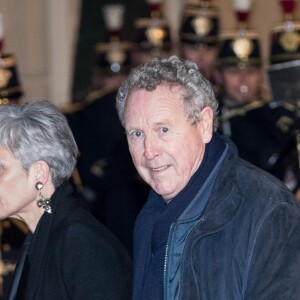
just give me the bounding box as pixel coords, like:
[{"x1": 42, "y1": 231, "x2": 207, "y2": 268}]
[
  {"x1": 0, "y1": 99, "x2": 78, "y2": 187},
  {"x1": 116, "y1": 55, "x2": 219, "y2": 131}
]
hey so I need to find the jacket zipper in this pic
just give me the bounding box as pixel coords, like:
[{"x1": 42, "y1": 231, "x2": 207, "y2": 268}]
[
  {"x1": 163, "y1": 223, "x2": 175, "y2": 299},
  {"x1": 163, "y1": 218, "x2": 204, "y2": 299}
]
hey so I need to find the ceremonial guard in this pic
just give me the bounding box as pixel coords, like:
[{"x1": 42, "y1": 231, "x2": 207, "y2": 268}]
[
  {"x1": 266, "y1": 0, "x2": 300, "y2": 197},
  {"x1": 179, "y1": 0, "x2": 220, "y2": 82},
  {"x1": 65, "y1": 4, "x2": 149, "y2": 256},
  {"x1": 130, "y1": 0, "x2": 173, "y2": 66},
  {"x1": 215, "y1": 0, "x2": 298, "y2": 177}
]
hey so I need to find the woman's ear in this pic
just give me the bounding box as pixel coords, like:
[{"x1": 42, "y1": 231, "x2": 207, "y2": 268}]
[{"x1": 30, "y1": 160, "x2": 51, "y2": 185}]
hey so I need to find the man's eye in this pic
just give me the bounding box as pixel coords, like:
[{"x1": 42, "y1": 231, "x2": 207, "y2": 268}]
[
  {"x1": 132, "y1": 131, "x2": 142, "y2": 138},
  {"x1": 161, "y1": 127, "x2": 169, "y2": 134}
]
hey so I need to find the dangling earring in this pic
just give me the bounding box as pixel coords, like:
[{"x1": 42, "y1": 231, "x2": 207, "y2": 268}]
[{"x1": 36, "y1": 182, "x2": 52, "y2": 214}]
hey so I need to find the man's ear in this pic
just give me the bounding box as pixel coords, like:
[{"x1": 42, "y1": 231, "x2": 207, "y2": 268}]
[
  {"x1": 30, "y1": 160, "x2": 51, "y2": 185},
  {"x1": 199, "y1": 107, "x2": 214, "y2": 144}
]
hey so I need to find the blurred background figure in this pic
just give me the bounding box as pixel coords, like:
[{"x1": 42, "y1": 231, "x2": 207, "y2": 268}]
[
  {"x1": 65, "y1": 4, "x2": 150, "y2": 257},
  {"x1": 215, "y1": 0, "x2": 298, "y2": 179},
  {"x1": 179, "y1": 0, "x2": 220, "y2": 82},
  {"x1": 92, "y1": 4, "x2": 132, "y2": 90},
  {"x1": 266, "y1": 0, "x2": 300, "y2": 197},
  {"x1": 131, "y1": 0, "x2": 173, "y2": 66},
  {"x1": 269, "y1": 0, "x2": 300, "y2": 65},
  {"x1": 71, "y1": 0, "x2": 172, "y2": 102},
  {"x1": 0, "y1": 11, "x2": 22, "y2": 105},
  {"x1": 71, "y1": 1, "x2": 149, "y2": 103}
]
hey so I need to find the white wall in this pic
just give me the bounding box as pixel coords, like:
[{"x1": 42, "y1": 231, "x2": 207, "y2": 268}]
[{"x1": 0, "y1": 0, "x2": 81, "y2": 108}]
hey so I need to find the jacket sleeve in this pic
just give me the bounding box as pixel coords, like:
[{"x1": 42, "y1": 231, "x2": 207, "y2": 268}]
[
  {"x1": 244, "y1": 202, "x2": 300, "y2": 300},
  {"x1": 61, "y1": 221, "x2": 133, "y2": 300}
]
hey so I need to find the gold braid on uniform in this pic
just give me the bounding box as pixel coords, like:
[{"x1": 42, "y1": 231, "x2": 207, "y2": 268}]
[
  {"x1": 61, "y1": 86, "x2": 118, "y2": 115},
  {"x1": 84, "y1": 86, "x2": 117, "y2": 105},
  {"x1": 220, "y1": 100, "x2": 265, "y2": 122}
]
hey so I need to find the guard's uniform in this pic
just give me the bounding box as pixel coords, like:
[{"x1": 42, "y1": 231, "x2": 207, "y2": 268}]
[
  {"x1": 219, "y1": 98, "x2": 298, "y2": 173},
  {"x1": 266, "y1": 3, "x2": 300, "y2": 195},
  {"x1": 215, "y1": 6, "x2": 300, "y2": 190}
]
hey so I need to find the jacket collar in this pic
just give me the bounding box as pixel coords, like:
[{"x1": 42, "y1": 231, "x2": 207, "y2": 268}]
[
  {"x1": 25, "y1": 181, "x2": 74, "y2": 299},
  {"x1": 7, "y1": 233, "x2": 33, "y2": 300},
  {"x1": 190, "y1": 136, "x2": 244, "y2": 238}
]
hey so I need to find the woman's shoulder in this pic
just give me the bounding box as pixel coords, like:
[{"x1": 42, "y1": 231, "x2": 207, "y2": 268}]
[{"x1": 56, "y1": 207, "x2": 126, "y2": 250}]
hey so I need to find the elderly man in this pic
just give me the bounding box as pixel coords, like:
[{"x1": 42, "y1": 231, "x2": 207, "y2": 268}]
[{"x1": 116, "y1": 56, "x2": 300, "y2": 300}]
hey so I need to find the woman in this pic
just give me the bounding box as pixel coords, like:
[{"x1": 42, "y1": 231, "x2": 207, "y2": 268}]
[{"x1": 0, "y1": 99, "x2": 132, "y2": 299}]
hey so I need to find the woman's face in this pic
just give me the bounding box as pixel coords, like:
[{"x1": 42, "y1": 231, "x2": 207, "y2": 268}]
[{"x1": 0, "y1": 147, "x2": 38, "y2": 221}]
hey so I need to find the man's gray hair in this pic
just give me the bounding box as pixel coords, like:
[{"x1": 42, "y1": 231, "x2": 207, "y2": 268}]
[
  {"x1": 0, "y1": 99, "x2": 78, "y2": 187},
  {"x1": 116, "y1": 55, "x2": 219, "y2": 130}
]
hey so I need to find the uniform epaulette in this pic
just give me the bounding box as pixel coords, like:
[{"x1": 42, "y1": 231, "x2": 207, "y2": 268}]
[
  {"x1": 61, "y1": 87, "x2": 119, "y2": 115},
  {"x1": 84, "y1": 86, "x2": 117, "y2": 105},
  {"x1": 60, "y1": 102, "x2": 85, "y2": 114},
  {"x1": 221, "y1": 100, "x2": 266, "y2": 122},
  {"x1": 281, "y1": 101, "x2": 298, "y2": 112}
]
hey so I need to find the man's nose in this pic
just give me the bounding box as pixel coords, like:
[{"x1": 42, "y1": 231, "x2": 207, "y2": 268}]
[{"x1": 144, "y1": 135, "x2": 159, "y2": 160}]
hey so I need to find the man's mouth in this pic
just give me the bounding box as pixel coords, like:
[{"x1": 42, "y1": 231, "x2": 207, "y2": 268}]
[{"x1": 151, "y1": 165, "x2": 169, "y2": 172}]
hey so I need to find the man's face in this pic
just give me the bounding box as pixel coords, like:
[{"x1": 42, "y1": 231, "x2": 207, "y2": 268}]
[
  {"x1": 124, "y1": 84, "x2": 213, "y2": 202},
  {"x1": 221, "y1": 66, "x2": 262, "y2": 105},
  {"x1": 182, "y1": 44, "x2": 218, "y2": 79}
]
